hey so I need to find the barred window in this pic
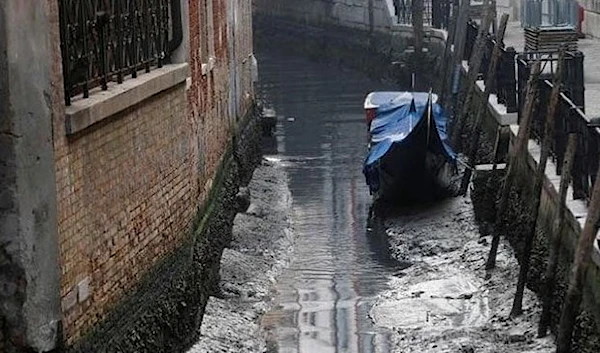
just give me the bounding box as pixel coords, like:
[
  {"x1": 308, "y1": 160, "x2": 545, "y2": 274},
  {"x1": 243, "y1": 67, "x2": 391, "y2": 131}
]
[{"x1": 58, "y1": 0, "x2": 183, "y2": 105}]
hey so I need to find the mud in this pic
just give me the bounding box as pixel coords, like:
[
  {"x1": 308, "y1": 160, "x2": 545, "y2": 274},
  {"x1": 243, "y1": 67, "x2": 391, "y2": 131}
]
[
  {"x1": 187, "y1": 159, "x2": 294, "y2": 353},
  {"x1": 371, "y1": 186, "x2": 557, "y2": 352}
]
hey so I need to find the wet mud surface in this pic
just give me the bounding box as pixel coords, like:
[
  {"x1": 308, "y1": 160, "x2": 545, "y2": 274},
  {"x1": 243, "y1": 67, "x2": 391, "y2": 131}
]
[
  {"x1": 187, "y1": 160, "x2": 294, "y2": 353},
  {"x1": 372, "y1": 194, "x2": 556, "y2": 352}
]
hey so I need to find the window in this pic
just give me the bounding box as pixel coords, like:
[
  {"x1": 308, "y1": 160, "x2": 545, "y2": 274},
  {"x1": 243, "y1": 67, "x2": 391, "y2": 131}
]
[{"x1": 58, "y1": 0, "x2": 182, "y2": 105}]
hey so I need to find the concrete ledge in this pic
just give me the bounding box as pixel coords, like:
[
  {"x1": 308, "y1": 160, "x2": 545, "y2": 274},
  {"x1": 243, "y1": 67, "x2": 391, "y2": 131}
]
[
  {"x1": 474, "y1": 80, "x2": 518, "y2": 125},
  {"x1": 390, "y1": 25, "x2": 448, "y2": 44},
  {"x1": 583, "y1": 9, "x2": 600, "y2": 38},
  {"x1": 461, "y1": 61, "x2": 518, "y2": 125},
  {"x1": 65, "y1": 63, "x2": 190, "y2": 135}
]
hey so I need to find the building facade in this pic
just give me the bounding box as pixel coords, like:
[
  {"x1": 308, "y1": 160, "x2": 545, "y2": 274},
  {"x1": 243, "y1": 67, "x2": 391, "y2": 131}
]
[{"x1": 0, "y1": 0, "x2": 256, "y2": 351}]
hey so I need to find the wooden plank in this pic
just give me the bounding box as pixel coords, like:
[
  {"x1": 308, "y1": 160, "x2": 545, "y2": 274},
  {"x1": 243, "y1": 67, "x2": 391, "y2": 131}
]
[
  {"x1": 556, "y1": 159, "x2": 600, "y2": 353},
  {"x1": 412, "y1": 0, "x2": 424, "y2": 57},
  {"x1": 445, "y1": 0, "x2": 471, "y2": 113},
  {"x1": 476, "y1": 163, "x2": 507, "y2": 170},
  {"x1": 438, "y1": 0, "x2": 460, "y2": 103}
]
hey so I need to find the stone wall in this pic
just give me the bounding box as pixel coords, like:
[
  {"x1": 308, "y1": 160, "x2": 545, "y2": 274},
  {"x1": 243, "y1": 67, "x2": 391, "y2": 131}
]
[
  {"x1": 583, "y1": 8, "x2": 600, "y2": 38},
  {"x1": 253, "y1": 0, "x2": 393, "y2": 32},
  {"x1": 580, "y1": 0, "x2": 600, "y2": 37},
  {"x1": 510, "y1": 141, "x2": 600, "y2": 352},
  {"x1": 1, "y1": 1, "x2": 62, "y2": 351}
]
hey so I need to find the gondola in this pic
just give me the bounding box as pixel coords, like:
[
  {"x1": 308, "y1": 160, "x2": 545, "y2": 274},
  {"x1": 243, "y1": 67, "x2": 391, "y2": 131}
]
[{"x1": 363, "y1": 91, "x2": 457, "y2": 202}]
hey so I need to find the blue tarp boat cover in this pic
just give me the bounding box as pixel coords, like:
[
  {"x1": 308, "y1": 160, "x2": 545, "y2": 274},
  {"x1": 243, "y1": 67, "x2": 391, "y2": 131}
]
[{"x1": 364, "y1": 92, "x2": 456, "y2": 169}]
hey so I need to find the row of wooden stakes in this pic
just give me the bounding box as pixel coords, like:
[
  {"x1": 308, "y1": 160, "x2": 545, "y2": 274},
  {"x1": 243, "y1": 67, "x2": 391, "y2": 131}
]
[{"x1": 434, "y1": 1, "x2": 599, "y2": 352}]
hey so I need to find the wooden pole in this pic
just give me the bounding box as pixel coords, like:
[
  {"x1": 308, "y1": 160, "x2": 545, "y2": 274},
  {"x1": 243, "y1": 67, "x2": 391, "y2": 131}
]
[
  {"x1": 483, "y1": 126, "x2": 505, "y2": 195},
  {"x1": 485, "y1": 61, "x2": 541, "y2": 270},
  {"x1": 490, "y1": 126, "x2": 502, "y2": 172},
  {"x1": 491, "y1": 0, "x2": 498, "y2": 34},
  {"x1": 510, "y1": 52, "x2": 565, "y2": 318},
  {"x1": 538, "y1": 133, "x2": 577, "y2": 338},
  {"x1": 459, "y1": 13, "x2": 509, "y2": 195},
  {"x1": 412, "y1": 0, "x2": 424, "y2": 59},
  {"x1": 555, "y1": 162, "x2": 600, "y2": 353},
  {"x1": 451, "y1": 2, "x2": 495, "y2": 147},
  {"x1": 445, "y1": 0, "x2": 471, "y2": 113},
  {"x1": 439, "y1": 0, "x2": 460, "y2": 103}
]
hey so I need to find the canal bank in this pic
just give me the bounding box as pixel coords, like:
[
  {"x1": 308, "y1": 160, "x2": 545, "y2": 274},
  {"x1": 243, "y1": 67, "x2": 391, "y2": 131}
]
[
  {"x1": 450, "y1": 9, "x2": 600, "y2": 352},
  {"x1": 187, "y1": 159, "x2": 294, "y2": 353}
]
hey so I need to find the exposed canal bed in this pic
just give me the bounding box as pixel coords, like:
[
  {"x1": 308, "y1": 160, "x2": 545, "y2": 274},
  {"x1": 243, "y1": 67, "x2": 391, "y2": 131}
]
[
  {"x1": 374, "y1": 194, "x2": 555, "y2": 352},
  {"x1": 190, "y1": 47, "x2": 559, "y2": 352}
]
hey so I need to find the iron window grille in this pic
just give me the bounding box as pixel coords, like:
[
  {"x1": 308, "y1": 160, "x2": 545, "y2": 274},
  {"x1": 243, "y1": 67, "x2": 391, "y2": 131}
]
[{"x1": 58, "y1": 0, "x2": 183, "y2": 106}]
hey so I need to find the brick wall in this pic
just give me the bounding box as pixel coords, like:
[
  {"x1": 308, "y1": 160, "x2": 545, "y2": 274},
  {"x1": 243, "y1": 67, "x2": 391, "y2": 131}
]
[
  {"x1": 53, "y1": 84, "x2": 198, "y2": 343},
  {"x1": 49, "y1": 0, "x2": 256, "y2": 345},
  {"x1": 188, "y1": 0, "x2": 234, "y2": 185},
  {"x1": 231, "y1": 0, "x2": 255, "y2": 119}
]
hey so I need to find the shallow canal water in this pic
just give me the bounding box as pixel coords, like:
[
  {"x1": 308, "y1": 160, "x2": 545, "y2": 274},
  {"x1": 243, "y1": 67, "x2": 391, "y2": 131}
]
[{"x1": 257, "y1": 50, "x2": 407, "y2": 353}]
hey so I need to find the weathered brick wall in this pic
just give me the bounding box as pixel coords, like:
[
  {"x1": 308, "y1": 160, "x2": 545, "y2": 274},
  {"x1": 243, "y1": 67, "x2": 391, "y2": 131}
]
[
  {"x1": 232, "y1": 0, "x2": 255, "y2": 119},
  {"x1": 52, "y1": 84, "x2": 197, "y2": 343},
  {"x1": 188, "y1": 0, "x2": 234, "y2": 186},
  {"x1": 50, "y1": 0, "x2": 257, "y2": 346}
]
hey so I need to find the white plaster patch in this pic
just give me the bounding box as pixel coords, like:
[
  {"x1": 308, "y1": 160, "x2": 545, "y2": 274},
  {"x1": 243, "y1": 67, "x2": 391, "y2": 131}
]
[{"x1": 78, "y1": 277, "x2": 91, "y2": 303}]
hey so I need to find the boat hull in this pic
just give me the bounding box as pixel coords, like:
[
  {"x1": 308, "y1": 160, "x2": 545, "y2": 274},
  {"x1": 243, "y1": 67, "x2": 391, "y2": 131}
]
[
  {"x1": 367, "y1": 120, "x2": 455, "y2": 203},
  {"x1": 363, "y1": 91, "x2": 457, "y2": 203}
]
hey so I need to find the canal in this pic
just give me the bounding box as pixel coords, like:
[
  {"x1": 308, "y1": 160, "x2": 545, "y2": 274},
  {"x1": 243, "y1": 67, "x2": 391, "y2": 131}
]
[{"x1": 256, "y1": 49, "x2": 408, "y2": 353}]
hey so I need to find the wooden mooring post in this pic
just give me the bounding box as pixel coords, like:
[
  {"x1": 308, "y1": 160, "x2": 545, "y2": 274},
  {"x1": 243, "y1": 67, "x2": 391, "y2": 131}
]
[
  {"x1": 412, "y1": 0, "x2": 424, "y2": 58},
  {"x1": 451, "y1": 2, "x2": 495, "y2": 148},
  {"x1": 538, "y1": 133, "x2": 577, "y2": 337},
  {"x1": 459, "y1": 13, "x2": 509, "y2": 195},
  {"x1": 555, "y1": 162, "x2": 600, "y2": 353},
  {"x1": 510, "y1": 51, "x2": 564, "y2": 318},
  {"x1": 438, "y1": 0, "x2": 460, "y2": 103},
  {"x1": 485, "y1": 61, "x2": 541, "y2": 270},
  {"x1": 444, "y1": 0, "x2": 471, "y2": 112}
]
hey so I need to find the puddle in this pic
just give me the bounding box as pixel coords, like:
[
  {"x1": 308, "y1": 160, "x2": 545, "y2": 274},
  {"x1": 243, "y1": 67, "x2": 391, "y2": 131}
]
[{"x1": 372, "y1": 275, "x2": 490, "y2": 330}]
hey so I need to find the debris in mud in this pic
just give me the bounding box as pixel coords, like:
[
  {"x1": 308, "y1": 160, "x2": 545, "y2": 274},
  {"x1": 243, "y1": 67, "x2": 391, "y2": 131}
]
[
  {"x1": 371, "y1": 196, "x2": 556, "y2": 352},
  {"x1": 187, "y1": 159, "x2": 294, "y2": 353}
]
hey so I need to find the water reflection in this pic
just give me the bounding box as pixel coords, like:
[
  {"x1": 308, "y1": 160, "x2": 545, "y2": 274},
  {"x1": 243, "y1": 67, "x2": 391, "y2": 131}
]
[{"x1": 257, "y1": 49, "x2": 406, "y2": 353}]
